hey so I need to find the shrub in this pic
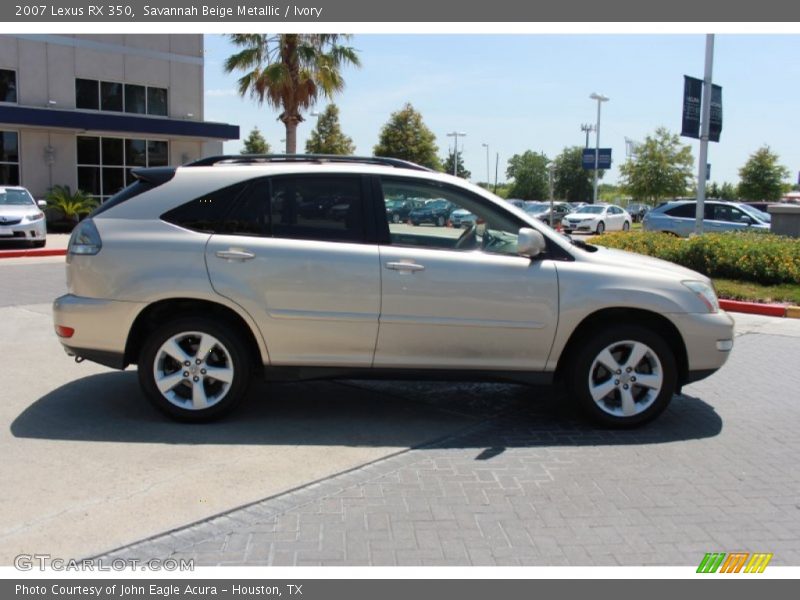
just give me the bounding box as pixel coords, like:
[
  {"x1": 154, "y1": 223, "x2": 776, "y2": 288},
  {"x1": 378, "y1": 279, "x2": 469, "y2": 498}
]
[{"x1": 592, "y1": 231, "x2": 800, "y2": 285}]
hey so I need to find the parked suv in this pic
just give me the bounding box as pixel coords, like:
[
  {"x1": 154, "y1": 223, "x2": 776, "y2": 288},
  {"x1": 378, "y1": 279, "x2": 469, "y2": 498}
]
[
  {"x1": 54, "y1": 155, "x2": 734, "y2": 427},
  {"x1": 643, "y1": 200, "x2": 770, "y2": 236}
]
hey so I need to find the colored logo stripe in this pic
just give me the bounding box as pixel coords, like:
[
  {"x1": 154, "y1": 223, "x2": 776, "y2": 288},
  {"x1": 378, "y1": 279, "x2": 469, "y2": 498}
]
[
  {"x1": 697, "y1": 552, "x2": 773, "y2": 573},
  {"x1": 744, "y1": 553, "x2": 773, "y2": 573}
]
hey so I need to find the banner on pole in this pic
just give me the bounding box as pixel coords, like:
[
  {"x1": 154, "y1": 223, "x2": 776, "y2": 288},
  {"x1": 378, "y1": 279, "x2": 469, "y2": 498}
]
[
  {"x1": 582, "y1": 148, "x2": 612, "y2": 169},
  {"x1": 709, "y1": 84, "x2": 723, "y2": 142},
  {"x1": 681, "y1": 76, "x2": 702, "y2": 139}
]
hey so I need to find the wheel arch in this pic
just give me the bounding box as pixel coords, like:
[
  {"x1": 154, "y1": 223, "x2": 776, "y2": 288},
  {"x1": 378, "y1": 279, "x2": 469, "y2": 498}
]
[
  {"x1": 554, "y1": 307, "x2": 689, "y2": 386},
  {"x1": 124, "y1": 298, "x2": 267, "y2": 370}
]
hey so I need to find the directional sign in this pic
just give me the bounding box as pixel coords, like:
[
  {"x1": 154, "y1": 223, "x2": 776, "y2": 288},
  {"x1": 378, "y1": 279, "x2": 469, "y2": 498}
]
[{"x1": 582, "y1": 148, "x2": 612, "y2": 170}]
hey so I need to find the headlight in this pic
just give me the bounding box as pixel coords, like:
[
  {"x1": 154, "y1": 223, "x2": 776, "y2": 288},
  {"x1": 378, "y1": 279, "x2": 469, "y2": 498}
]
[
  {"x1": 24, "y1": 212, "x2": 45, "y2": 222},
  {"x1": 682, "y1": 280, "x2": 719, "y2": 313}
]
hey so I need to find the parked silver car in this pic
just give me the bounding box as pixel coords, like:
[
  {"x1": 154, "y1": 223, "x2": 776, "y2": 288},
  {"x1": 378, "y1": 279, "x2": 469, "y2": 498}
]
[
  {"x1": 643, "y1": 200, "x2": 770, "y2": 236},
  {"x1": 562, "y1": 203, "x2": 632, "y2": 235},
  {"x1": 0, "y1": 186, "x2": 47, "y2": 247},
  {"x1": 53, "y1": 155, "x2": 733, "y2": 427}
]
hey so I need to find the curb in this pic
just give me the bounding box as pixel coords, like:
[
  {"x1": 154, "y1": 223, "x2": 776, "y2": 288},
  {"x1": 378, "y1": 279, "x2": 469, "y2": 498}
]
[
  {"x1": 719, "y1": 298, "x2": 800, "y2": 319},
  {"x1": 0, "y1": 248, "x2": 67, "y2": 259}
]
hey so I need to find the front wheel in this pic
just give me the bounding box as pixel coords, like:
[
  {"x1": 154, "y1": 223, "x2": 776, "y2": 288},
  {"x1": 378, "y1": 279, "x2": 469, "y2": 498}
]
[
  {"x1": 596, "y1": 221, "x2": 605, "y2": 235},
  {"x1": 436, "y1": 216, "x2": 445, "y2": 227},
  {"x1": 138, "y1": 317, "x2": 252, "y2": 422},
  {"x1": 567, "y1": 324, "x2": 677, "y2": 427}
]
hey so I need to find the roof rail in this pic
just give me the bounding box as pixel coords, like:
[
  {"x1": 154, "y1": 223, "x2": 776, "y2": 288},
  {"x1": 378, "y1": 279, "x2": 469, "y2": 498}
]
[{"x1": 184, "y1": 154, "x2": 432, "y2": 172}]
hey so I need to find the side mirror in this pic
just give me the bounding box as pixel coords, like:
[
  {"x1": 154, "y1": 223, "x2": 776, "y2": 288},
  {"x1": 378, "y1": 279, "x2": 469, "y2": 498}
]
[
  {"x1": 37, "y1": 200, "x2": 47, "y2": 208},
  {"x1": 517, "y1": 227, "x2": 547, "y2": 258},
  {"x1": 739, "y1": 215, "x2": 754, "y2": 225}
]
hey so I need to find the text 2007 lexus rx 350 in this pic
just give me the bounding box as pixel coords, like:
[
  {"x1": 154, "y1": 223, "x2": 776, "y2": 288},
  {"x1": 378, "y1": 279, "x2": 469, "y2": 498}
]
[{"x1": 54, "y1": 155, "x2": 734, "y2": 426}]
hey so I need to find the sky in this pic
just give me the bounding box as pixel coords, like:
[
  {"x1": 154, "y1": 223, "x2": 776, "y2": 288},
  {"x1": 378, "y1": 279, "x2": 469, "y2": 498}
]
[{"x1": 202, "y1": 34, "x2": 800, "y2": 188}]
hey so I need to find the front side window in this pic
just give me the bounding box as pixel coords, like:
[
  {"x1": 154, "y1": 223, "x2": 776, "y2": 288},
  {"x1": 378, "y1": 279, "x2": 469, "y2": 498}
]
[
  {"x1": 0, "y1": 130, "x2": 20, "y2": 185},
  {"x1": 270, "y1": 176, "x2": 365, "y2": 243},
  {"x1": 0, "y1": 69, "x2": 18, "y2": 103},
  {"x1": 381, "y1": 177, "x2": 523, "y2": 255}
]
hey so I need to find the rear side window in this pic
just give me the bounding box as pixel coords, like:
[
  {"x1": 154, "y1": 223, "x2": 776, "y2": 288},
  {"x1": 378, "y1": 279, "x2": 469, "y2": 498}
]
[
  {"x1": 664, "y1": 204, "x2": 696, "y2": 218},
  {"x1": 270, "y1": 176, "x2": 365, "y2": 243},
  {"x1": 161, "y1": 180, "x2": 267, "y2": 235}
]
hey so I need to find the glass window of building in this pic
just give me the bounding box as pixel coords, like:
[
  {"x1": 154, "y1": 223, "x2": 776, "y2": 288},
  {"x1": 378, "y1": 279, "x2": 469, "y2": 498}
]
[
  {"x1": 0, "y1": 131, "x2": 20, "y2": 185},
  {"x1": 0, "y1": 70, "x2": 17, "y2": 104}
]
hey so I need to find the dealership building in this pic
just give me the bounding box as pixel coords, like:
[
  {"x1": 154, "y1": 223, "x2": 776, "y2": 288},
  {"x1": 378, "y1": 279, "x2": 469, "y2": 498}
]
[{"x1": 0, "y1": 34, "x2": 238, "y2": 201}]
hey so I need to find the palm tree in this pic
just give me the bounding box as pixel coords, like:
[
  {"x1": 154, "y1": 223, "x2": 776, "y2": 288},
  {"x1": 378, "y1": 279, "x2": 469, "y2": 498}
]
[
  {"x1": 224, "y1": 34, "x2": 360, "y2": 154},
  {"x1": 44, "y1": 185, "x2": 97, "y2": 225}
]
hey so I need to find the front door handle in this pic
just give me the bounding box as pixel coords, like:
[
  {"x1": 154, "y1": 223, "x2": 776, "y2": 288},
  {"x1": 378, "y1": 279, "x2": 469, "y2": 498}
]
[
  {"x1": 385, "y1": 261, "x2": 425, "y2": 272},
  {"x1": 215, "y1": 249, "x2": 256, "y2": 261}
]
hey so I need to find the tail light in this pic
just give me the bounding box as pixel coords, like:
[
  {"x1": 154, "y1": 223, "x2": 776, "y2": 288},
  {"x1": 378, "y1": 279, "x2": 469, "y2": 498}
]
[{"x1": 68, "y1": 218, "x2": 102, "y2": 256}]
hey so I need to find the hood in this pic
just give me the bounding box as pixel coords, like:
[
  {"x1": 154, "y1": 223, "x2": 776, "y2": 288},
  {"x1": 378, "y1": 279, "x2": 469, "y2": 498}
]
[
  {"x1": 0, "y1": 204, "x2": 38, "y2": 218},
  {"x1": 451, "y1": 208, "x2": 471, "y2": 216},
  {"x1": 587, "y1": 245, "x2": 709, "y2": 282}
]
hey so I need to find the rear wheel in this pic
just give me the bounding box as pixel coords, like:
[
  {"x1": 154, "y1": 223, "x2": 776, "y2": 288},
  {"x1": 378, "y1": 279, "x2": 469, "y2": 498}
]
[
  {"x1": 436, "y1": 215, "x2": 445, "y2": 227},
  {"x1": 622, "y1": 221, "x2": 630, "y2": 231},
  {"x1": 392, "y1": 213, "x2": 400, "y2": 223},
  {"x1": 567, "y1": 324, "x2": 677, "y2": 427},
  {"x1": 138, "y1": 317, "x2": 252, "y2": 422}
]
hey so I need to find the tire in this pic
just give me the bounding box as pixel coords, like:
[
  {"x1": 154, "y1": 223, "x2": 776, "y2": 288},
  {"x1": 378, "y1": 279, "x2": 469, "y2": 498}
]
[
  {"x1": 436, "y1": 216, "x2": 445, "y2": 227},
  {"x1": 410, "y1": 221, "x2": 419, "y2": 226},
  {"x1": 392, "y1": 213, "x2": 400, "y2": 223},
  {"x1": 567, "y1": 324, "x2": 677, "y2": 427},
  {"x1": 138, "y1": 317, "x2": 252, "y2": 422},
  {"x1": 596, "y1": 221, "x2": 605, "y2": 235},
  {"x1": 622, "y1": 221, "x2": 630, "y2": 232}
]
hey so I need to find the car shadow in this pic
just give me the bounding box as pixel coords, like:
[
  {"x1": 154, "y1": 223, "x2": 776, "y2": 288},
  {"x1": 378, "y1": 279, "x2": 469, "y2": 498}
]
[{"x1": 10, "y1": 372, "x2": 722, "y2": 449}]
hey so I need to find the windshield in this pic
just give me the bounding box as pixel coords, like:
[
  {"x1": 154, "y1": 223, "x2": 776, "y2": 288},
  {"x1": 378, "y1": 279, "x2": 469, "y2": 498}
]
[
  {"x1": 524, "y1": 203, "x2": 548, "y2": 214},
  {"x1": 738, "y1": 204, "x2": 770, "y2": 223},
  {"x1": 576, "y1": 205, "x2": 605, "y2": 214},
  {"x1": 385, "y1": 200, "x2": 404, "y2": 209},
  {"x1": 0, "y1": 189, "x2": 34, "y2": 206},
  {"x1": 427, "y1": 200, "x2": 449, "y2": 209}
]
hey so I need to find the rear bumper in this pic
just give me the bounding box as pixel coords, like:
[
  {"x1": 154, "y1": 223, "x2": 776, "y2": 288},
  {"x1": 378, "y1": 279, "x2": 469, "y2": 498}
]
[{"x1": 53, "y1": 294, "x2": 145, "y2": 369}]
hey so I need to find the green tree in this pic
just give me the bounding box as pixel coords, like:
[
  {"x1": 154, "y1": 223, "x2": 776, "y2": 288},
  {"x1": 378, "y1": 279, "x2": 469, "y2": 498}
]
[
  {"x1": 224, "y1": 34, "x2": 360, "y2": 154},
  {"x1": 240, "y1": 126, "x2": 271, "y2": 154},
  {"x1": 618, "y1": 127, "x2": 694, "y2": 202},
  {"x1": 720, "y1": 182, "x2": 738, "y2": 200},
  {"x1": 707, "y1": 182, "x2": 721, "y2": 198},
  {"x1": 552, "y1": 146, "x2": 604, "y2": 202},
  {"x1": 441, "y1": 150, "x2": 471, "y2": 179},
  {"x1": 506, "y1": 151, "x2": 549, "y2": 200},
  {"x1": 305, "y1": 104, "x2": 355, "y2": 154},
  {"x1": 738, "y1": 146, "x2": 790, "y2": 201},
  {"x1": 373, "y1": 103, "x2": 440, "y2": 169}
]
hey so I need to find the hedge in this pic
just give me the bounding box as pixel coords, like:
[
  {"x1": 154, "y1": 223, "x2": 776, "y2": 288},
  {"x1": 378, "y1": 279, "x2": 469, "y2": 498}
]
[{"x1": 591, "y1": 231, "x2": 800, "y2": 286}]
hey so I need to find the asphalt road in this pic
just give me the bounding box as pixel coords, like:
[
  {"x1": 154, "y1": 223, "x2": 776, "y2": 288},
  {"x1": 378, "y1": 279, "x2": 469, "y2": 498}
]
[{"x1": 0, "y1": 261, "x2": 66, "y2": 307}]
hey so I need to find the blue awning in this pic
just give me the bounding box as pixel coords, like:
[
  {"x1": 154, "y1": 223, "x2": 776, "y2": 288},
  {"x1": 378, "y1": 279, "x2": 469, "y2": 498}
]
[{"x1": 0, "y1": 105, "x2": 239, "y2": 140}]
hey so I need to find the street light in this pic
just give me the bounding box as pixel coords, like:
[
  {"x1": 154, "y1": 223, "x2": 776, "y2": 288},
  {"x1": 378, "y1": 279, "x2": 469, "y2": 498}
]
[
  {"x1": 481, "y1": 143, "x2": 490, "y2": 186},
  {"x1": 547, "y1": 162, "x2": 557, "y2": 228},
  {"x1": 589, "y1": 93, "x2": 609, "y2": 204},
  {"x1": 446, "y1": 132, "x2": 467, "y2": 176}
]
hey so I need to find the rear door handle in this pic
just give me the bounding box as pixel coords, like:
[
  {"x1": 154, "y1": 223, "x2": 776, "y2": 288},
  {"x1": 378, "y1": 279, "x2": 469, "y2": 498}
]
[
  {"x1": 215, "y1": 249, "x2": 256, "y2": 261},
  {"x1": 385, "y1": 261, "x2": 425, "y2": 272}
]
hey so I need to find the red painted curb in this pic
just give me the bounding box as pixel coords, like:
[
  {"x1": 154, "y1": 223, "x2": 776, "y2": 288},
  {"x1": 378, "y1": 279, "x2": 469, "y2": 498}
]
[
  {"x1": 719, "y1": 298, "x2": 787, "y2": 317},
  {"x1": 0, "y1": 249, "x2": 67, "y2": 259}
]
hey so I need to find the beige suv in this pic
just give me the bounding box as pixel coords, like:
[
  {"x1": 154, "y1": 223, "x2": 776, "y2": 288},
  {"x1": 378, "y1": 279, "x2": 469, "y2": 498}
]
[{"x1": 53, "y1": 155, "x2": 734, "y2": 426}]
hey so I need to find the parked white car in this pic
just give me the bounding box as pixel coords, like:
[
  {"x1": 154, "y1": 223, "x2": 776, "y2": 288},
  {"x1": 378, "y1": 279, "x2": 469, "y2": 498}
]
[
  {"x1": 562, "y1": 204, "x2": 632, "y2": 235},
  {"x1": 0, "y1": 186, "x2": 47, "y2": 247}
]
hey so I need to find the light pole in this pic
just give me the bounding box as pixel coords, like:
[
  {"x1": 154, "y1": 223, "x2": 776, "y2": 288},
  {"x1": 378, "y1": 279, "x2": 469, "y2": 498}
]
[
  {"x1": 548, "y1": 162, "x2": 556, "y2": 228},
  {"x1": 446, "y1": 132, "x2": 467, "y2": 176},
  {"x1": 580, "y1": 123, "x2": 595, "y2": 149},
  {"x1": 590, "y1": 93, "x2": 609, "y2": 204},
  {"x1": 482, "y1": 143, "x2": 490, "y2": 186}
]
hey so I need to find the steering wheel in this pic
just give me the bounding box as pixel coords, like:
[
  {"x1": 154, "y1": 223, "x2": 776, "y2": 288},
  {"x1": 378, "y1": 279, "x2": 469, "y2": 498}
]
[{"x1": 454, "y1": 223, "x2": 478, "y2": 249}]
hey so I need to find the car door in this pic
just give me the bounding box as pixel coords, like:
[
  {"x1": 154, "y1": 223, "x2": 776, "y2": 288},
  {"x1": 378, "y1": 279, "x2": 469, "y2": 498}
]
[
  {"x1": 205, "y1": 174, "x2": 381, "y2": 367},
  {"x1": 706, "y1": 203, "x2": 750, "y2": 232},
  {"x1": 373, "y1": 176, "x2": 559, "y2": 371}
]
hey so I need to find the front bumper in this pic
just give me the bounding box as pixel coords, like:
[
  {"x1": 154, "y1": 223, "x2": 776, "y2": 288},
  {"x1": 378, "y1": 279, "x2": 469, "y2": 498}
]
[
  {"x1": 0, "y1": 218, "x2": 46, "y2": 241},
  {"x1": 53, "y1": 294, "x2": 146, "y2": 369},
  {"x1": 670, "y1": 310, "x2": 735, "y2": 379}
]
